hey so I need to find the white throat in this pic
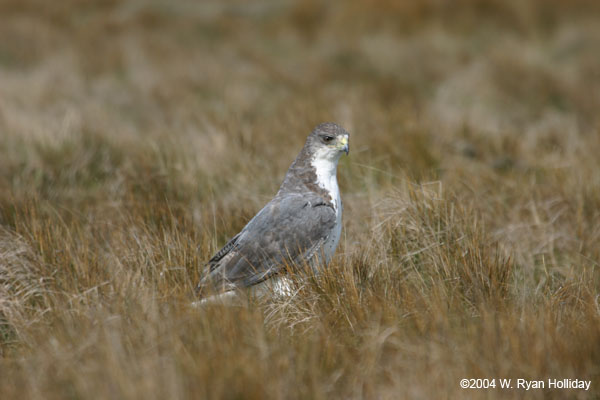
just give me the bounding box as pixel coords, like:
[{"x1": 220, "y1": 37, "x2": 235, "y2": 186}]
[{"x1": 311, "y1": 151, "x2": 341, "y2": 213}]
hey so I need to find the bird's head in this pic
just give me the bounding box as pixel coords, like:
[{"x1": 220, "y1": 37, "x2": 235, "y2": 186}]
[
  {"x1": 306, "y1": 122, "x2": 350, "y2": 163},
  {"x1": 279, "y1": 122, "x2": 349, "y2": 194}
]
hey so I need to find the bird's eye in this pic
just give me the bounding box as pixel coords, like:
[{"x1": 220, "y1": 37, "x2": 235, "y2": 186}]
[{"x1": 322, "y1": 136, "x2": 334, "y2": 143}]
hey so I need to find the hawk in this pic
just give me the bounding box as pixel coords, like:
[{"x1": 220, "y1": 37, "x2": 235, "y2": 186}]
[{"x1": 195, "y1": 122, "x2": 349, "y2": 302}]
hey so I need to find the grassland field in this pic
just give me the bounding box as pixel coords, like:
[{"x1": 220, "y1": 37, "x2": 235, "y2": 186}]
[{"x1": 0, "y1": 0, "x2": 599, "y2": 399}]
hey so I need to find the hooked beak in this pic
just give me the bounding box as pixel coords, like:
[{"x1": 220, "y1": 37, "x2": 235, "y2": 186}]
[{"x1": 339, "y1": 135, "x2": 349, "y2": 155}]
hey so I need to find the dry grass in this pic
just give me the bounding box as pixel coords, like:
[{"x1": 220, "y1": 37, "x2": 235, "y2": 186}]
[{"x1": 1, "y1": 0, "x2": 600, "y2": 399}]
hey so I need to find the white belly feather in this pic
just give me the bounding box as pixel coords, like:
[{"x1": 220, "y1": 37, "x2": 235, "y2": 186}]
[
  {"x1": 323, "y1": 200, "x2": 342, "y2": 262},
  {"x1": 312, "y1": 155, "x2": 343, "y2": 263}
]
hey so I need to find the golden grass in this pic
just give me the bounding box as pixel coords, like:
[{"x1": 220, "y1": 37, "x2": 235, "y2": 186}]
[{"x1": 1, "y1": 0, "x2": 599, "y2": 398}]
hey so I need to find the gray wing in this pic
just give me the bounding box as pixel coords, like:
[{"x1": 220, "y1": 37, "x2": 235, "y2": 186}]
[{"x1": 196, "y1": 193, "x2": 336, "y2": 296}]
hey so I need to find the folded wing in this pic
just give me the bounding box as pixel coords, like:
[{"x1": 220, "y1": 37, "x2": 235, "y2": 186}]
[{"x1": 196, "y1": 193, "x2": 337, "y2": 296}]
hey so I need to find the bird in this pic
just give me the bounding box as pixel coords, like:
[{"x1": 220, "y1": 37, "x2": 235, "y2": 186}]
[{"x1": 195, "y1": 122, "x2": 349, "y2": 303}]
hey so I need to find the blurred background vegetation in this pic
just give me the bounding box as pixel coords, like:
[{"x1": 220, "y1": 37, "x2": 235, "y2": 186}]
[{"x1": 0, "y1": 0, "x2": 599, "y2": 399}]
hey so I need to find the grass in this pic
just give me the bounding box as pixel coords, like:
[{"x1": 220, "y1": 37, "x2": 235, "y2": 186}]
[{"x1": 1, "y1": 0, "x2": 600, "y2": 398}]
